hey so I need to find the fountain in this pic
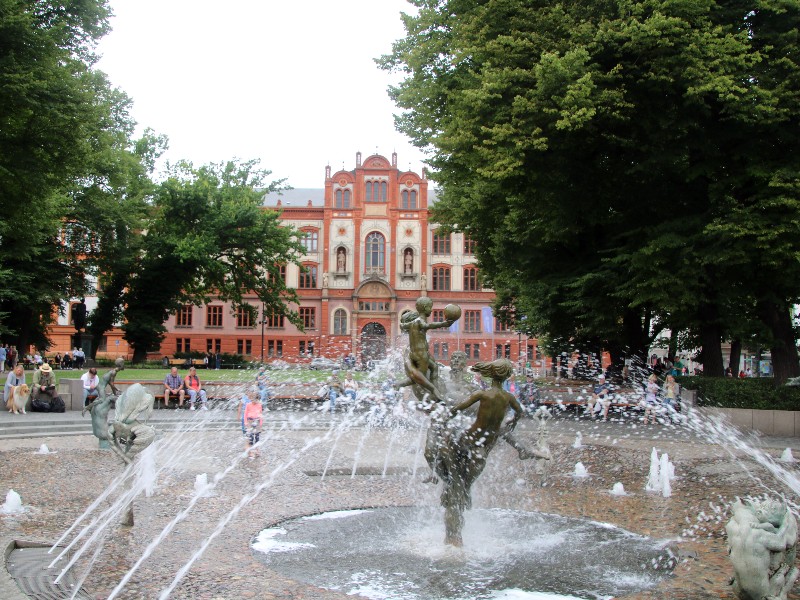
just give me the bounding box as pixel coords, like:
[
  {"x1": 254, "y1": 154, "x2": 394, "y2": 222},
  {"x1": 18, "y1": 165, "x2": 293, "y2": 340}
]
[
  {"x1": 5, "y1": 315, "x2": 800, "y2": 598},
  {"x1": 1, "y1": 490, "x2": 24, "y2": 514}
]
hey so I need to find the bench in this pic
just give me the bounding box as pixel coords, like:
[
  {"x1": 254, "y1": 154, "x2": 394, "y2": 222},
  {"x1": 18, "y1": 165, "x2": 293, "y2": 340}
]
[
  {"x1": 535, "y1": 385, "x2": 641, "y2": 414},
  {"x1": 112, "y1": 380, "x2": 324, "y2": 409}
]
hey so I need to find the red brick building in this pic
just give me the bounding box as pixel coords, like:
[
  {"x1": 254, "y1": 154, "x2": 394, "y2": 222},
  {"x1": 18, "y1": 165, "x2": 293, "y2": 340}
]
[{"x1": 52, "y1": 152, "x2": 544, "y2": 369}]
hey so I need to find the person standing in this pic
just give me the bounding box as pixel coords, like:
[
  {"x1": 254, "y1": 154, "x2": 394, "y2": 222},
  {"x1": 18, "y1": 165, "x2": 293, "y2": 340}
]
[
  {"x1": 643, "y1": 373, "x2": 660, "y2": 425},
  {"x1": 214, "y1": 352, "x2": 221, "y2": 370},
  {"x1": 255, "y1": 366, "x2": 271, "y2": 405},
  {"x1": 243, "y1": 392, "x2": 263, "y2": 457},
  {"x1": 0, "y1": 344, "x2": 6, "y2": 374}
]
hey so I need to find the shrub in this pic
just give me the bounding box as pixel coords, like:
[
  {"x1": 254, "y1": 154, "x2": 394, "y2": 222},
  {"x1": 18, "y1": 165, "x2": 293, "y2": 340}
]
[{"x1": 677, "y1": 376, "x2": 800, "y2": 411}]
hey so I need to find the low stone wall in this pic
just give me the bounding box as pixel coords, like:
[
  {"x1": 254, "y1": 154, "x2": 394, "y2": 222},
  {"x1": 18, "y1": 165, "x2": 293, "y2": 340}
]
[{"x1": 681, "y1": 387, "x2": 800, "y2": 437}]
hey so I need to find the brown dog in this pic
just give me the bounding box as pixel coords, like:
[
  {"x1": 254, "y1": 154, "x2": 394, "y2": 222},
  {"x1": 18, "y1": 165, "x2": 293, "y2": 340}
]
[{"x1": 6, "y1": 384, "x2": 30, "y2": 414}]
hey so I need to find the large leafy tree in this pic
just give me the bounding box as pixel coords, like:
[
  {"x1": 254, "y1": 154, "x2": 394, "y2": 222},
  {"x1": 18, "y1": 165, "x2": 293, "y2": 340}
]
[
  {"x1": 122, "y1": 159, "x2": 304, "y2": 363},
  {"x1": 381, "y1": 0, "x2": 800, "y2": 382},
  {"x1": 0, "y1": 0, "x2": 149, "y2": 351}
]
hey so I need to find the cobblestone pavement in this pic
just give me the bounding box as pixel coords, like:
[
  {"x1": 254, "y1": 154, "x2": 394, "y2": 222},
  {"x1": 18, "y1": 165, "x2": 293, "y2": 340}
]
[{"x1": 2, "y1": 407, "x2": 800, "y2": 599}]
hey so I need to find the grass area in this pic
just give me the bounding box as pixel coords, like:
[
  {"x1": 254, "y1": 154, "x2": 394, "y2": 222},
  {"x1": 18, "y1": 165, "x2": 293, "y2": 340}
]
[{"x1": 49, "y1": 366, "x2": 353, "y2": 385}]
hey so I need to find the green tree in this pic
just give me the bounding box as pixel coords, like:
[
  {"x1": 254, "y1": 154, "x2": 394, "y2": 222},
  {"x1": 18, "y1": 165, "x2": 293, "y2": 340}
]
[
  {"x1": 0, "y1": 0, "x2": 141, "y2": 351},
  {"x1": 122, "y1": 159, "x2": 304, "y2": 363},
  {"x1": 381, "y1": 0, "x2": 800, "y2": 382}
]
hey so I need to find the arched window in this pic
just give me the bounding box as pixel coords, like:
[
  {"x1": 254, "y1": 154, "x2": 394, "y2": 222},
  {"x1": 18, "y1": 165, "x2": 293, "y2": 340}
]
[
  {"x1": 333, "y1": 309, "x2": 348, "y2": 335},
  {"x1": 298, "y1": 264, "x2": 318, "y2": 289},
  {"x1": 335, "y1": 189, "x2": 351, "y2": 208},
  {"x1": 401, "y1": 190, "x2": 417, "y2": 209},
  {"x1": 464, "y1": 266, "x2": 480, "y2": 291},
  {"x1": 365, "y1": 180, "x2": 387, "y2": 202},
  {"x1": 433, "y1": 266, "x2": 451, "y2": 291},
  {"x1": 365, "y1": 232, "x2": 385, "y2": 273}
]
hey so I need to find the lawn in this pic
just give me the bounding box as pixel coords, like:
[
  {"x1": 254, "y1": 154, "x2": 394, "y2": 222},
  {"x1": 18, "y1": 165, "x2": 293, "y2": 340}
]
[{"x1": 48, "y1": 366, "x2": 350, "y2": 385}]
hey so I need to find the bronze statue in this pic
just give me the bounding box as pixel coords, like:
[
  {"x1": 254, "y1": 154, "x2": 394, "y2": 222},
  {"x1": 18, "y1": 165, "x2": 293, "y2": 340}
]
[
  {"x1": 395, "y1": 297, "x2": 458, "y2": 405},
  {"x1": 395, "y1": 298, "x2": 550, "y2": 546},
  {"x1": 83, "y1": 358, "x2": 125, "y2": 449}
]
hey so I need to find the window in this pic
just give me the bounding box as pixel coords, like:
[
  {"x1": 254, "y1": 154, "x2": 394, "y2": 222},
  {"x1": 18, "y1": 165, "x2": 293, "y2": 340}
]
[
  {"x1": 237, "y1": 339, "x2": 252, "y2": 355},
  {"x1": 465, "y1": 343, "x2": 480, "y2": 359},
  {"x1": 299, "y1": 340, "x2": 307, "y2": 356},
  {"x1": 266, "y1": 312, "x2": 284, "y2": 328},
  {"x1": 464, "y1": 310, "x2": 481, "y2": 333},
  {"x1": 207, "y1": 305, "x2": 223, "y2": 327},
  {"x1": 365, "y1": 180, "x2": 387, "y2": 202},
  {"x1": 365, "y1": 232, "x2": 385, "y2": 273},
  {"x1": 267, "y1": 339, "x2": 283, "y2": 357},
  {"x1": 464, "y1": 236, "x2": 476, "y2": 255},
  {"x1": 333, "y1": 309, "x2": 347, "y2": 335},
  {"x1": 299, "y1": 264, "x2": 318, "y2": 288},
  {"x1": 276, "y1": 265, "x2": 287, "y2": 282},
  {"x1": 433, "y1": 342, "x2": 449, "y2": 360},
  {"x1": 432, "y1": 266, "x2": 451, "y2": 291},
  {"x1": 358, "y1": 301, "x2": 389, "y2": 311},
  {"x1": 176, "y1": 305, "x2": 193, "y2": 327},
  {"x1": 401, "y1": 190, "x2": 417, "y2": 209},
  {"x1": 236, "y1": 306, "x2": 253, "y2": 328},
  {"x1": 300, "y1": 307, "x2": 316, "y2": 329},
  {"x1": 176, "y1": 338, "x2": 191, "y2": 353},
  {"x1": 496, "y1": 343, "x2": 511, "y2": 359},
  {"x1": 431, "y1": 309, "x2": 445, "y2": 323},
  {"x1": 97, "y1": 336, "x2": 108, "y2": 353},
  {"x1": 432, "y1": 230, "x2": 451, "y2": 254},
  {"x1": 335, "y1": 189, "x2": 351, "y2": 208},
  {"x1": 207, "y1": 338, "x2": 221, "y2": 353},
  {"x1": 495, "y1": 318, "x2": 511, "y2": 332},
  {"x1": 464, "y1": 267, "x2": 480, "y2": 291},
  {"x1": 300, "y1": 229, "x2": 318, "y2": 252}
]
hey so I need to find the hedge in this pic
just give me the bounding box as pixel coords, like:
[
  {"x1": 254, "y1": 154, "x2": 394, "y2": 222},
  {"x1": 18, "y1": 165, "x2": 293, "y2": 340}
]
[{"x1": 676, "y1": 376, "x2": 800, "y2": 411}]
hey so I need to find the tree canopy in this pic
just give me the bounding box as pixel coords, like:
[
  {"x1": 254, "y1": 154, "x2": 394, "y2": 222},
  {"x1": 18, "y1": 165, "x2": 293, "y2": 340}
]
[
  {"x1": 381, "y1": 0, "x2": 800, "y2": 381},
  {"x1": 121, "y1": 159, "x2": 304, "y2": 363}
]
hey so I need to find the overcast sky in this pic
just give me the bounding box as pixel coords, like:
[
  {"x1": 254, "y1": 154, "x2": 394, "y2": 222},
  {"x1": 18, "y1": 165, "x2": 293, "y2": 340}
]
[{"x1": 96, "y1": 0, "x2": 429, "y2": 189}]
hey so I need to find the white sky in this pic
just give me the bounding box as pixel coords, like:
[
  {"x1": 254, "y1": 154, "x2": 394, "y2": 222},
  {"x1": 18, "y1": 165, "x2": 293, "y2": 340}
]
[{"x1": 96, "y1": 0, "x2": 430, "y2": 189}]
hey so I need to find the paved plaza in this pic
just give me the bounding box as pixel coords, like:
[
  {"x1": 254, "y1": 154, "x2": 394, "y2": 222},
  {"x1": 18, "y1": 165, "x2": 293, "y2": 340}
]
[{"x1": 2, "y1": 405, "x2": 800, "y2": 599}]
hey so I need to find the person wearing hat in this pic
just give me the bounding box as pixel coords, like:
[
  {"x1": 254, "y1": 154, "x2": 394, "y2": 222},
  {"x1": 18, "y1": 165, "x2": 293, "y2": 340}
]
[{"x1": 31, "y1": 362, "x2": 65, "y2": 412}]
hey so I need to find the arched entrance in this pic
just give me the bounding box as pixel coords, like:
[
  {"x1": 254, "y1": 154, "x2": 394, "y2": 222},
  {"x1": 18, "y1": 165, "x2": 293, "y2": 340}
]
[{"x1": 360, "y1": 322, "x2": 387, "y2": 362}]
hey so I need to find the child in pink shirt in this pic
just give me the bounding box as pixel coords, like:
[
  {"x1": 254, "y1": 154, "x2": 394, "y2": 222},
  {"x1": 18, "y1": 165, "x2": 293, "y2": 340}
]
[{"x1": 244, "y1": 396, "x2": 263, "y2": 457}]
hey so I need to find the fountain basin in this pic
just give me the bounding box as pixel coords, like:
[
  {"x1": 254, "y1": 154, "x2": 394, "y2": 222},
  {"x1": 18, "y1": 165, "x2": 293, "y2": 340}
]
[{"x1": 253, "y1": 507, "x2": 675, "y2": 600}]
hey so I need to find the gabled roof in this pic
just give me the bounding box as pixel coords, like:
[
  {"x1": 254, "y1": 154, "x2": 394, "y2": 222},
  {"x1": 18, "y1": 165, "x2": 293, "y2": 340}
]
[{"x1": 262, "y1": 188, "x2": 324, "y2": 207}]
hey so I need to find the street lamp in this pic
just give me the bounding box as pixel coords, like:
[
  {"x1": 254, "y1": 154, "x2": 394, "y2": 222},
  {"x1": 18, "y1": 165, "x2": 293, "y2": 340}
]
[{"x1": 260, "y1": 302, "x2": 265, "y2": 364}]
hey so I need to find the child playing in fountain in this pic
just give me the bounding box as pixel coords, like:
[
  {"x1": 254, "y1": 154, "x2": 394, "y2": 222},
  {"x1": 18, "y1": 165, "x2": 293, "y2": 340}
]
[{"x1": 243, "y1": 393, "x2": 263, "y2": 457}]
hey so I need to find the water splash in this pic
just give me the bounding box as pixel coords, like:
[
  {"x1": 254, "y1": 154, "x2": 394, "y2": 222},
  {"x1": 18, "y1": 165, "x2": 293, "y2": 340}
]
[
  {"x1": 611, "y1": 482, "x2": 627, "y2": 496},
  {"x1": 1, "y1": 489, "x2": 24, "y2": 514},
  {"x1": 573, "y1": 462, "x2": 589, "y2": 478},
  {"x1": 781, "y1": 448, "x2": 795, "y2": 463}
]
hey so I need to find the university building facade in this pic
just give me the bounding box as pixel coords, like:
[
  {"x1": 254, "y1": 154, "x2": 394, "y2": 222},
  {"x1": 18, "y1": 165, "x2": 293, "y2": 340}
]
[{"x1": 52, "y1": 152, "x2": 542, "y2": 368}]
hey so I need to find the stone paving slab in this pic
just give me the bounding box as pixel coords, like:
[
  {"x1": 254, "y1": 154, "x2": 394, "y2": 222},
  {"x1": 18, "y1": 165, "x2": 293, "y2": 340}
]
[{"x1": 1, "y1": 411, "x2": 800, "y2": 599}]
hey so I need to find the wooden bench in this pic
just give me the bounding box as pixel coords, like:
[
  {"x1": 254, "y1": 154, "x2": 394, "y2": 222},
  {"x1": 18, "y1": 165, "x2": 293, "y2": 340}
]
[
  {"x1": 112, "y1": 380, "x2": 324, "y2": 409},
  {"x1": 536, "y1": 385, "x2": 642, "y2": 414}
]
